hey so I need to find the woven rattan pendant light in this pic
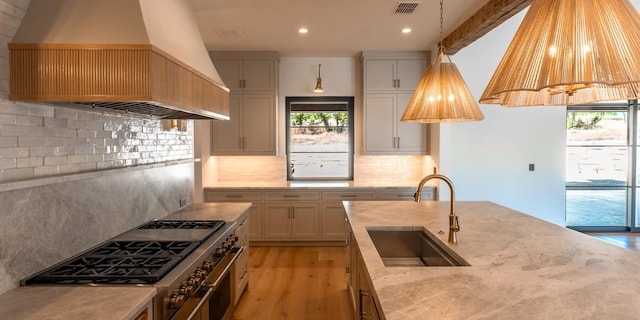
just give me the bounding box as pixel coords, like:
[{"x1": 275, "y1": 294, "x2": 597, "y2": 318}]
[
  {"x1": 401, "y1": 0, "x2": 484, "y2": 123},
  {"x1": 480, "y1": 0, "x2": 640, "y2": 106}
]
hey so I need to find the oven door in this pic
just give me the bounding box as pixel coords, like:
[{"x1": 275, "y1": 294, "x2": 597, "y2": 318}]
[{"x1": 170, "y1": 246, "x2": 244, "y2": 320}]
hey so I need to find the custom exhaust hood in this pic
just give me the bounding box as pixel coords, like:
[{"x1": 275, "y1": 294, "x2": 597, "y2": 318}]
[{"x1": 8, "y1": 0, "x2": 229, "y2": 120}]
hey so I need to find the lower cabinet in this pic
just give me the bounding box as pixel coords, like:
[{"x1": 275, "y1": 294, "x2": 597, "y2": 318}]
[
  {"x1": 347, "y1": 225, "x2": 359, "y2": 320},
  {"x1": 247, "y1": 204, "x2": 263, "y2": 240},
  {"x1": 321, "y1": 202, "x2": 348, "y2": 240},
  {"x1": 348, "y1": 225, "x2": 382, "y2": 320},
  {"x1": 233, "y1": 210, "x2": 249, "y2": 305},
  {"x1": 263, "y1": 202, "x2": 320, "y2": 239},
  {"x1": 204, "y1": 186, "x2": 435, "y2": 245}
]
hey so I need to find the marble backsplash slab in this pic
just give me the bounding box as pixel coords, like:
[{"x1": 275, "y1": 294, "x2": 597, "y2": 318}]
[{"x1": 0, "y1": 162, "x2": 194, "y2": 294}]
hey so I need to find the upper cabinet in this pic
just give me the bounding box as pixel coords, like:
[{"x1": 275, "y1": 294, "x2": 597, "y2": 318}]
[
  {"x1": 362, "y1": 51, "x2": 430, "y2": 155},
  {"x1": 215, "y1": 59, "x2": 276, "y2": 92},
  {"x1": 364, "y1": 58, "x2": 426, "y2": 92},
  {"x1": 210, "y1": 51, "x2": 279, "y2": 155}
]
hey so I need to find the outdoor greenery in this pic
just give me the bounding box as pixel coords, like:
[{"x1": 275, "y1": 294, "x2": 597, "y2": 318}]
[
  {"x1": 290, "y1": 112, "x2": 348, "y2": 131},
  {"x1": 567, "y1": 112, "x2": 604, "y2": 130}
]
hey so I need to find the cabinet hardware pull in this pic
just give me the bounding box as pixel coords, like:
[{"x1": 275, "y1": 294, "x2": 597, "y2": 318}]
[
  {"x1": 397, "y1": 137, "x2": 400, "y2": 148},
  {"x1": 283, "y1": 195, "x2": 300, "y2": 198},
  {"x1": 397, "y1": 79, "x2": 400, "y2": 88},
  {"x1": 341, "y1": 195, "x2": 357, "y2": 198},
  {"x1": 225, "y1": 195, "x2": 243, "y2": 198}
]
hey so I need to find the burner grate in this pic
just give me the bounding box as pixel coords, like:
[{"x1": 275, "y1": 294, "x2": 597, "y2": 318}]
[
  {"x1": 24, "y1": 241, "x2": 200, "y2": 285},
  {"x1": 86, "y1": 240, "x2": 200, "y2": 257},
  {"x1": 138, "y1": 220, "x2": 225, "y2": 230}
]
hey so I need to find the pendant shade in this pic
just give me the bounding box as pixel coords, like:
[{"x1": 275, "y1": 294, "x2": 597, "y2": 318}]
[
  {"x1": 401, "y1": 52, "x2": 484, "y2": 123},
  {"x1": 480, "y1": 0, "x2": 640, "y2": 106}
]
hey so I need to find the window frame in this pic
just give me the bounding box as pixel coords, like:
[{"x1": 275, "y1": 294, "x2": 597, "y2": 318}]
[
  {"x1": 565, "y1": 102, "x2": 633, "y2": 231},
  {"x1": 285, "y1": 96, "x2": 355, "y2": 181}
]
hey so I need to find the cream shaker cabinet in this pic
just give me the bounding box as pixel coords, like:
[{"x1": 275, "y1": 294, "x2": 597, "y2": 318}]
[
  {"x1": 263, "y1": 202, "x2": 320, "y2": 239},
  {"x1": 362, "y1": 51, "x2": 429, "y2": 155},
  {"x1": 211, "y1": 93, "x2": 275, "y2": 155},
  {"x1": 210, "y1": 51, "x2": 278, "y2": 156},
  {"x1": 233, "y1": 210, "x2": 249, "y2": 305},
  {"x1": 364, "y1": 58, "x2": 426, "y2": 92},
  {"x1": 204, "y1": 186, "x2": 435, "y2": 245},
  {"x1": 214, "y1": 59, "x2": 276, "y2": 92},
  {"x1": 204, "y1": 190, "x2": 263, "y2": 241},
  {"x1": 364, "y1": 93, "x2": 425, "y2": 154}
]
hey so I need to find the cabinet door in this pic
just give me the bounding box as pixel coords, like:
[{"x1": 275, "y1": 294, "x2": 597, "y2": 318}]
[
  {"x1": 396, "y1": 59, "x2": 427, "y2": 91},
  {"x1": 211, "y1": 94, "x2": 243, "y2": 153},
  {"x1": 242, "y1": 94, "x2": 276, "y2": 154},
  {"x1": 321, "y1": 203, "x2": 347, "y2": 240},
  {"x1": 248, "y1": 204, "x2": 263, "y2": 240},
  {"x1": 215, "y1": 60, "x2": 243, "y2": 91},
  {"x1": 347, "y1": 229, "x2": 359, "y2": 320},
  {"x1": 364, "y1": 60, "x2": 396, "y2": 91},
  {"x1": 364, "y1": 93, "x2": 397, "y2": 153},
  {"x1": 242, "y1": 60, "x2": 275, "y2": 92},
  {"x1": 291, "y1": 203, "x2": 320, "y2": 239},
  {"x1": 395, "y1": 93, "x2": 426, "y2": 153},
  {"x1": 263, "y1": 203, "x2": 293, "y2": 239}
]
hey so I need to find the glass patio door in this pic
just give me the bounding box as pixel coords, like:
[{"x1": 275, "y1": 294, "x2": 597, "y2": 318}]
[{"x1": 565, "y1": 104, "x2": 630, "y2": 231}]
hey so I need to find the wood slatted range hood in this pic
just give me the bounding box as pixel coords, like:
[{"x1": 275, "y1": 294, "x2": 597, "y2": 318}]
[{"x1": 9, "y1": 0, "x2": 229, "y2": 120}]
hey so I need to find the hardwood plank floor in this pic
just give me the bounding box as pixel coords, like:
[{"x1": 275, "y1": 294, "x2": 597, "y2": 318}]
[
  {"x1": 587, "y1": 233, "x2": 640, "y2": 251},
  {"x1": 234, "y1": 246, "x2": 355, "y2": 320}
]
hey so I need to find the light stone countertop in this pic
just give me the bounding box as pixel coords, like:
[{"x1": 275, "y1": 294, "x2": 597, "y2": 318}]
[
  {"x1": 0, "y1": 203, "x2": 250, "y2": 320},
  {"x1": 205, "y1": 180, "x2": 426, "y2": 189},
  {"x1": 344, "y1": 200, "x2": 640, "y2": 320},
  {"x1": 0, "y1": 287, "x2": 156, "y2": 320}
]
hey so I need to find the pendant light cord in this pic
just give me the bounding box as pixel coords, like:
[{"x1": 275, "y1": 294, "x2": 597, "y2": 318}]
[{"x1": 439, "y1": 0, "x2": 444, "y2": 54}]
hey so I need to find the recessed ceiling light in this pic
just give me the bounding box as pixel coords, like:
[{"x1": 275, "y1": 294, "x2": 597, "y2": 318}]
[
  {"x1": 299, "y1": 27, "x2": 308, "y2": 34},
  {"x1": 402, "y1": 28, "x2": 412, "y2": 34}
]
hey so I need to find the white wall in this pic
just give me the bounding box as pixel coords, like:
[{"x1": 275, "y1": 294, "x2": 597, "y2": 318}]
[
  {"x1": 277, "y1": 57, "x2": 360, "y2": 153},
  {"x1": 443, "y1": 10, "x2": 567, "y2": 225},
  {"x1": 442, "y1": 0, "x2": 640, "y2": 225}
]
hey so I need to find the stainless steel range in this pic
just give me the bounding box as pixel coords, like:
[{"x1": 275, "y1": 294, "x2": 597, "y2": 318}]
[{"x1": 22, "y1": 219, "x2": 242, "y2": 320}]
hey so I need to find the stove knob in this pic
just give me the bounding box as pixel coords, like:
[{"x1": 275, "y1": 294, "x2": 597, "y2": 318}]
[
  {"x1": 194, "y1": 268, "x2": 207, "y2": 278},
  {"x1": 231, "y1": 234, "x2": 239, "y2": 242},
  {"x1": 187, "y1": 276, "x2": 202, "y2": 288},
  {"x1": 168, "y1": 294, "x2": 186, "y2": 309},
  {"x1": 202, "y1": 260, "x2": 213, "y2": 271},
  {"x1": 179, "y1": 284, "x2": 193, "y2": 297},
  {"x1": 214, "y1": 247, "x2": 227, "y2": 257},
  {"x1": 224, "y1": 240, "x2": 233, "y2": 249}
]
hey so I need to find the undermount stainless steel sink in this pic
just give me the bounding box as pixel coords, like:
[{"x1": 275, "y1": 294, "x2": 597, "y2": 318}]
[{"x1": 367, "y1": 227, "x2": 470, "y2": 267}]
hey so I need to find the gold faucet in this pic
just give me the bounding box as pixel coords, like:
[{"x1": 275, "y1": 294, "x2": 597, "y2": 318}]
[{"x1": 414, "y1": 174, "x2": 460, "y2": 244}]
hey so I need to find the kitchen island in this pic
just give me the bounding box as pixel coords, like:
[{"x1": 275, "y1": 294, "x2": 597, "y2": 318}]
[{"x1": 344, "y1": 200, "x2": 640, "y2": 320}]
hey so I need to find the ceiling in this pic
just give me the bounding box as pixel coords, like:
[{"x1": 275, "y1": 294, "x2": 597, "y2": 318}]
[{"x1": 191, "y1": 0, "x2": 492, "y2": 57}]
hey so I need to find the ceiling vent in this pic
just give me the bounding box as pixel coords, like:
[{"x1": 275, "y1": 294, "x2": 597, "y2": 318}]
[{"x1": 394, "y1": 1, "x2": 422, "y2": 14}]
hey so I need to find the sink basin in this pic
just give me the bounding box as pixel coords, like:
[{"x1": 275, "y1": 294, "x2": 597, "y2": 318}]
[{"x1": 366, "y1": 227, "x2": 470, "y2": 267}]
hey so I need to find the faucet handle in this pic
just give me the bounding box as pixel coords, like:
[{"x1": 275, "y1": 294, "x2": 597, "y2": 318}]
[{"x1": 453, "y1": 216, "x2": 460, "y2": 231}]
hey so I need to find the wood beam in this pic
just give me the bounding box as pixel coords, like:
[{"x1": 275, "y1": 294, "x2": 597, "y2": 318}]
[{"x1": 442, "y1": 0, "x2": 531, "y2": 55}]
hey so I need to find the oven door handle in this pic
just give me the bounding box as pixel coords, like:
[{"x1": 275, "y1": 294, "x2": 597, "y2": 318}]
[
  {"x1": 205, "y1": 245, "x2": 245, "y2": 290},
  {"x1": 181, "y1": 287, "x2": 214, "y2": 320}
]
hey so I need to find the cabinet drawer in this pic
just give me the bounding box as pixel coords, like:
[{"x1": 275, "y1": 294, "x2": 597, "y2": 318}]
[
  {"x1": 377, "y1": 189, "x2": 435, "y2": 201},
  {"x1": 205, "y1": 190, "x2": 262, "y2": 202},
  {"x1": 322, "y1": 191, "x2": 376, "y2": 201},
  {"x1": 377, "y1": 190, "x2": 415, "y2": 201},
  {"x1": 235, "y1": 214, "x2": 249, "y2": 247},
  {"x1": 263, "y1": 191, "x2": 319, "y2": 201}
]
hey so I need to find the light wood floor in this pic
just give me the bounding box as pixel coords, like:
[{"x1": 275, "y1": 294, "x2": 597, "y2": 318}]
[
  {"x1": 233, "y1": 234, "x2": 640, "y2": 320},
  {"x1": 587, "y1": 233, "x2": 640, "y2": 251},
  {"x1": 233, "y1": 246, "x2": 355, "y2": 320}
]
